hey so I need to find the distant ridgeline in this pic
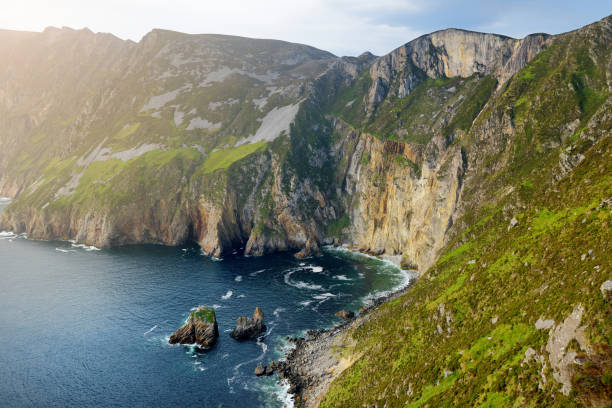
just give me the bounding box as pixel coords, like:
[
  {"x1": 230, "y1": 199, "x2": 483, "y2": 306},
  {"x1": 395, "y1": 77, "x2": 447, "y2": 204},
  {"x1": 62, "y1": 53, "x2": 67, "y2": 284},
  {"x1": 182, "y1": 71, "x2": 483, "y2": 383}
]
[{"x1": 0, "y1": 14, "x2": 611, "y2": 406}]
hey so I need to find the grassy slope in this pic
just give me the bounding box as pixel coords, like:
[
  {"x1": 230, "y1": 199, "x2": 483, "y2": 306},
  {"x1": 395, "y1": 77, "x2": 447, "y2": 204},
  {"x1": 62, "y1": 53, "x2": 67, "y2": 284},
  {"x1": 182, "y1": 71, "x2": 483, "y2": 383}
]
[
  {"x1": 322, "y1": 136, "x2": 610, "y2": 407},
  {"x1": 319, "y1": 20, "x2": 611, "y2": 408}
]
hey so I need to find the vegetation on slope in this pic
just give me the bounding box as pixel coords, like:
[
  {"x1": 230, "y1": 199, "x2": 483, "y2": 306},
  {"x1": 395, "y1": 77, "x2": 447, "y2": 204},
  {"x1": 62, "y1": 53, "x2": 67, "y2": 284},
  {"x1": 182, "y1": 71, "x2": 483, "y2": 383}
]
[
  {"x1": 321, "y1": 120, "x2": 611, "y2": 408},
  {"x1": 319, "y1": 17, "x2": 611, "y2": 408}
]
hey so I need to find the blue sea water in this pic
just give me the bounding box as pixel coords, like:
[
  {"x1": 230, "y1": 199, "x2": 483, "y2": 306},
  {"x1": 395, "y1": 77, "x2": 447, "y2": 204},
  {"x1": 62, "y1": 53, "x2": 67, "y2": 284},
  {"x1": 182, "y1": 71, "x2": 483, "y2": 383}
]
[{"x1": 0, "y1": 198, "x2": 409, "y2": 407}]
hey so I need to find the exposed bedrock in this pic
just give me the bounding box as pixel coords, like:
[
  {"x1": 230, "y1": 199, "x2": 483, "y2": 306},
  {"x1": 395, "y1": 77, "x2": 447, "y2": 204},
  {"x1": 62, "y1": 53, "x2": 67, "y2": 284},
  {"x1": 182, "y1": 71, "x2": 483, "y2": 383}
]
[
  {"x1": 169, "y1": 306, "x2": 219, "y2": 351},
  {"x1": 230, "y1": 307, "x2": 267, "y2": 340}
]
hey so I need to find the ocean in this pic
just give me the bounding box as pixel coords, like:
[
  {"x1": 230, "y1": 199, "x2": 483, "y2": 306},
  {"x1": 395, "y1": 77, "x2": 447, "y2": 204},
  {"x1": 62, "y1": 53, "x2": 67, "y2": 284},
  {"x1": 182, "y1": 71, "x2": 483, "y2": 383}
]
[{"x1": 0, "y1": 198, "x2": 410, "y2": 407}]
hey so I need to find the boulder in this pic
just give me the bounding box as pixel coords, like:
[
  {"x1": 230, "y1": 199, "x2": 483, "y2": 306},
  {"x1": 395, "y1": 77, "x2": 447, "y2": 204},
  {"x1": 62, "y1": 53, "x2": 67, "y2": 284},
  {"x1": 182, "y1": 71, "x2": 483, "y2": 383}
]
[
  {"x1": 336, "y1": 310, "x2": 355, "y2": 319},
  {"x1": 295, "y1": 239, "x2": 322, "y2": 259},
  {"x1": 254, "y1": 365, "x2": 266, "y2": 376},
  {"x1": 169, "y1": 306, "x2": 219, "y2": 350},
  {"x1": 255, "y1": 364, "x2": 275, "y2": 377},
  {"x1": 230, "y1": 307, "x2": 267, "y2": 340}
]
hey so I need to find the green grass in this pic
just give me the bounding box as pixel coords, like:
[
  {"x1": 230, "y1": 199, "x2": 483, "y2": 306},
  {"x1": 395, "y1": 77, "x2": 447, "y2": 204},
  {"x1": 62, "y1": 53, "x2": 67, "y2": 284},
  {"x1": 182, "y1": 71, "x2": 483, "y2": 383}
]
[
  {"x1": 198, "y1": 141, "x2": 267, "y2": 174},
  {"x1": 190, "y1": 307, "x2": 216, "y2": 324},
  {"x1": 319, "y1": 25, "x2": 612, "y2": 405},
  {"x1": 325, "y1": 214, "x2": 350, "y2": 237}
]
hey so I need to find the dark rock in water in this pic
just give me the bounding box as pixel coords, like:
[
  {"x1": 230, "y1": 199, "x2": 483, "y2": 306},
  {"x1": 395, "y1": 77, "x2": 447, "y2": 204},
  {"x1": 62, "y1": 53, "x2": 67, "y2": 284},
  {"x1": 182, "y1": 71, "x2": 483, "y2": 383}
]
[
  {"x1": 255, "y1": 364, "x2": 274, "y2": 376},
  {"x1": 230, "y1": 307, "x2": 266, "y2": 340},
  {"x1": 254, "y1": 365, "x2": 265, "y2": 376},
  {"x1": 169, "y1": 306, "x2": 219, "y2": 350},
  {"x1": 295, "y1": 239, "x2": 322, "y2": 259},
  {"x1": 335, "y1": 310, "x2": 355, "y2": 319}
]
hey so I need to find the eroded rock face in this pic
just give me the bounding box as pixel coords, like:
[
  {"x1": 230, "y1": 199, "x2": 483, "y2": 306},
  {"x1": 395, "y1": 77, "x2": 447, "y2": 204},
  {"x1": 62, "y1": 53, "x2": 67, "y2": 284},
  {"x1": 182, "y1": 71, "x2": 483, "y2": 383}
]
[
  {"x1": 365, "y1": 28, "x2": 549, "y2": 113},
  {"x1": 545, "y1": 304, "x2": 590, "y2": 395},
  {"x1": 335, "y1": 310, "x2": 354, "y2": 319},
  {"x1": 230, "y1": 307, "x2": 266, "y2": 340},
  {"x1": 169, "y1": 306, "x2": 219, "y2": 350},
  {"x1": 332, "y1": 118, "x2": 466, "y2": 272}
]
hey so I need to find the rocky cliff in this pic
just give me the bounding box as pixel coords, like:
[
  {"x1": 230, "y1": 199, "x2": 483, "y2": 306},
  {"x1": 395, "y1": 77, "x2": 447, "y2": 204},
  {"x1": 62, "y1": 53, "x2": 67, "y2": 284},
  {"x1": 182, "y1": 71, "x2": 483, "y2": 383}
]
[
  {"x1": 303, "y1": 15, "x2": 612, "y2": 408},
  {"x1": 1, "y1": 14, "x2": 610, "y2": 408},
  {"x1": 0, "y1": 17, "x2": 610, "y2": 277}
]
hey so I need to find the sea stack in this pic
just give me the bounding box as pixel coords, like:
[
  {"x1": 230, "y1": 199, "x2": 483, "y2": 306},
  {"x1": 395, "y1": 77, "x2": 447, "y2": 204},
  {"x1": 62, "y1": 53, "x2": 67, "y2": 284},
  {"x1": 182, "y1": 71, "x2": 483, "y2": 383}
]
[
  {"x1": 169, "y1": 306, "x2": 219, "y2": 350},
  {"x1": 230, "y1": 307, "x2": 266, "y2": 340}
]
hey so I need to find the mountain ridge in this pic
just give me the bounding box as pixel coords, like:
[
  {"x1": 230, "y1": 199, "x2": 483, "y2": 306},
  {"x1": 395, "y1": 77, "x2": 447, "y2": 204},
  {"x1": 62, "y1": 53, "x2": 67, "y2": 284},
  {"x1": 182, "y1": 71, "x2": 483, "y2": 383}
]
[{"x1": 0, "y1": 14, "x2": 610, "y2": 407}]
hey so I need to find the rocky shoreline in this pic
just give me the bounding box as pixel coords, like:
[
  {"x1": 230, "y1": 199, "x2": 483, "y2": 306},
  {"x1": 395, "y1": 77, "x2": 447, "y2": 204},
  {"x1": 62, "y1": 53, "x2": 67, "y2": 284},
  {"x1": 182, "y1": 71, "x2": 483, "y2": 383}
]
[{"x1": 271, "y1": 275, "x2": 416, "y2": 407}]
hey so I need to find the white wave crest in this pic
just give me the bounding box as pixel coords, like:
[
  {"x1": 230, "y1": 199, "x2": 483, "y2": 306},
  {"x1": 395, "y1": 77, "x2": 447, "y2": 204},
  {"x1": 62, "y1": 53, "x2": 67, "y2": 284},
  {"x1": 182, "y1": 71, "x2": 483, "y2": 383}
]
[
  {"x1": 221, "y1": 290, "x2": 233, "y2": 300},
  {"x1": 234, "y1": 275, "x2": 243, "y2": 282},
  {"x1": 55, "y1": 248, "x2": 76, "y2": 253},
  {"x1": 249, "y1": 269, "x2": 266, "y2": 277},
  {"x1": 313, "y1": 292, "x2": 336, "y2": 300},
  {"x1": 71, "y1": 243, "x2": 101, "y2": 251},
  {"x1": 283, "y1": 270, "x2": 323, "y2": 291}
]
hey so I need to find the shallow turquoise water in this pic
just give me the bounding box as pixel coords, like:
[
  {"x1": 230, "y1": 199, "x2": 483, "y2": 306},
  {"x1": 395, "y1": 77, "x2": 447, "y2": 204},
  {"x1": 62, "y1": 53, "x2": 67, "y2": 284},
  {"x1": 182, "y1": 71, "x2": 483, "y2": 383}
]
[{"x1": 0, "y1": 199, "x2": 409, "y2": 407}]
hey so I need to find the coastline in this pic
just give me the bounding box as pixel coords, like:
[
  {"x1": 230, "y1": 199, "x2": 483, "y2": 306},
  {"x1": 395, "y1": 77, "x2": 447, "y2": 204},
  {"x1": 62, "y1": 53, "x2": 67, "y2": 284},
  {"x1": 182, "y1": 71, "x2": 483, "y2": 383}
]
[
  {"x1": 273, "y1": 248, "x2": 417, "y2": 408},
  {"x1": 2, "y1": 200, "x2": 414, "y2": 408}
]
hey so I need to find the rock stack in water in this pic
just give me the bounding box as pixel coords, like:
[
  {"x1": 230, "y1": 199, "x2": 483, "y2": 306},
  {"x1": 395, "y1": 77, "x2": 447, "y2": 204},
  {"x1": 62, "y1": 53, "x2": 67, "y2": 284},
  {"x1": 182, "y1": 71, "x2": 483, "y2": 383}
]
[
  {"x1": 230, "y1": 307, "x2": 266, "y2": 340},
  {"x1": 169, "y1": 306, "x2": 219, "y2": 350}
]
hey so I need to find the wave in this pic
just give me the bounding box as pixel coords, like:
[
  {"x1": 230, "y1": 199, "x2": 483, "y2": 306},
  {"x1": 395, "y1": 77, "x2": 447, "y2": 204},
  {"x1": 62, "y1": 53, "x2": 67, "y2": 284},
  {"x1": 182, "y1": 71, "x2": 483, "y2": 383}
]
[
  {"x1": 283, "y1": 270, "x2": 323, "y2": 291},
  {"x1": 0, "y1": 231, "x2": 16, "y2": 240},
  {"x1": 275, "y1": 379, "x2": 295, "y2": 408},
  {"x1": 249, "y1": 269, "x2": 266, "y2": 277},
  {"x1": 221, "y1": 290, "x2": 233, "y2": 300},
  {"x1": 0, "y1": 196, "x2": 11, "y2": 202},
  {"x1": 313, "y1": 292, "x2": 336, "y2": 300},
  {"x1": 55, "y1": 248, "x2": 76, "y2": 253},
  {"x1": 200, "y1": 249, "x2": 223, "y2": 261},
  {"x1": 234, "y1": 275, "x2": 243, "y2": 282},
  {"x1": 143, "y1": 325, "x2": 158, "y2": 335},
  {"x1": 71, "y1": 243, "x2": 101, "y2": 251},
  {"x1": 308, "y1": 266, "x2": 324, "y2": 273},
  {"x1": 272, "y1": 307, "x2": 285, "y2": 318},
  {"x1": 324, "y1": 245, "x2": 403, "y2": 271},
  {"x1": 212, "y1": 304, "x2": 223, "y2": 309},
  {"x1": 333, "y1": 274, "x2": 352, "y2": 281},
  {"x1": 361, "y1": 273, "x2": 414, "y2": 306}
]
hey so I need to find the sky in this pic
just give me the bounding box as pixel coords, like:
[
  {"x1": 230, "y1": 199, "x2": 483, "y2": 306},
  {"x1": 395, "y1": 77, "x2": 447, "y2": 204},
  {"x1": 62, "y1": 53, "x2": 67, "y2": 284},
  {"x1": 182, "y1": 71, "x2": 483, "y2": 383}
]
[{"x1": 1, "y1": 1, "x2": 610, "y2": 56}]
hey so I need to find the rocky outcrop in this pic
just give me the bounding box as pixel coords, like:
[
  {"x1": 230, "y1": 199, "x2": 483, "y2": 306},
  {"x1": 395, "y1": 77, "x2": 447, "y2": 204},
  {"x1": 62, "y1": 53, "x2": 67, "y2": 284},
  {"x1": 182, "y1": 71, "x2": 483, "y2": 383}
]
[
  {"x1": 545, "y1": 304, "x2": 590, "y2": 396},
  {"x1": 254, "y1": 364, "x2": 274, "y2": 376},
  {"x1": 365, "y1": 28, "x2": 549, "y2": 113},
  {"x1": 230, "y1": 307, "x2": 266, "y2": 340},
  {"x1": 169, "y1": 306, "x2": 219, "y2": 350},
  {"x1": 1, "y1": 16, "x2": 609, "y2": 276},
  {"x1": 331, "y1": 118, "x2": 465, "y2": 272},
  {"x1": 335, "y1": 310, "x2": 354, "y2": 319}
]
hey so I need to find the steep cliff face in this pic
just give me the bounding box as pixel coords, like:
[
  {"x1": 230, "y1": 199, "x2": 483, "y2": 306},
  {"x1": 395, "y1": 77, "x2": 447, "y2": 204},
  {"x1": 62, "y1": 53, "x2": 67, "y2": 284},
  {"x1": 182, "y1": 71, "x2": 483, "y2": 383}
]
[
  {"x1": 365, "y1": 29, "x2": 549, "y2": 114},
  {"x1": 313, "y1": 15, "x2": 612, "y2": 408},
  {"x1": 330, "y1": 118, "x2": 464, "y2": 272},
  {"x1": 1, "y1": 17, "x2": 609, "y2": 277}
]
